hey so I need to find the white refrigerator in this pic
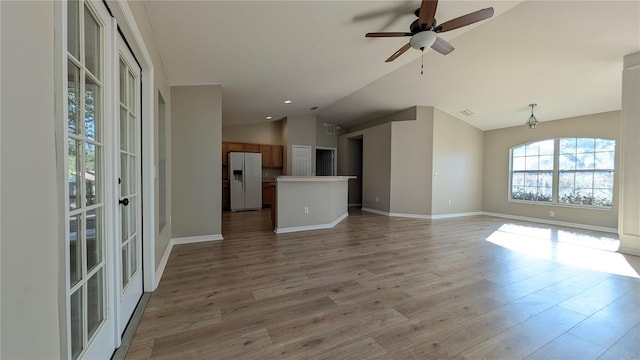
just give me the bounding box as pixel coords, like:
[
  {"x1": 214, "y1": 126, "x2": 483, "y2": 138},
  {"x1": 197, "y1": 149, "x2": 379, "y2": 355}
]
[{"x1": 229, "y1": 152, "x2": 262, "y2": 211}]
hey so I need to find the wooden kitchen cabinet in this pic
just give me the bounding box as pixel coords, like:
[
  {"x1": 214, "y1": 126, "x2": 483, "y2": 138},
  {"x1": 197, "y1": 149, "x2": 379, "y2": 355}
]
[
  {"x1": 260, "y1": 144, "x2": 273, "y2": 167},
  {"x1": 262, "y1": 182, "x2": 275, "y2": 208},
  {"x1": 243, "y1": 143, "x2": 260, "y2": 153},
  {"x1": 271, "y1": 145, "x2": 283, "y2": 168},
  {"x1": 222, "y1": 181, "x2": 229, "y2": 211}
]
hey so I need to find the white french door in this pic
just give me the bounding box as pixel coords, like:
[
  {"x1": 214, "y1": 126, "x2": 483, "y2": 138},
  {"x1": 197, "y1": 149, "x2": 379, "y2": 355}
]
[
  {"x1": 117, "y1": 36, "x2": 143, "y2": 334},
  {"x1": 65, "y1": 1, "x2": 115, "y2": 359}
]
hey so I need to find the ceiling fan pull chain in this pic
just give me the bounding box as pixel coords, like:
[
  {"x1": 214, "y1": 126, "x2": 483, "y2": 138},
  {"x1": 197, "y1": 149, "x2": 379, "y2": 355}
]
[{"x1": 421, "y1": 48, "x2": 424, "y2": 75}]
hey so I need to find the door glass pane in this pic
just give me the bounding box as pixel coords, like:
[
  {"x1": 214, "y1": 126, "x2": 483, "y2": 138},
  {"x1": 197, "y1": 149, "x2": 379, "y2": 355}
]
[
  {"x1": 87, "y1": 269, "x2": 104, "y2": 339},
  {"x1": 120, "y1": 107, "x2": 127, "y2": 151},
  {"x1": 67, "y1": 0, "x2": 79, "y2": 59},
  {"x1": 85, "y1": 76, "x2": 100, "y2": 141},
  {"x1": 84, "y1": 6, "x2": 100, "y2": 77},
  {"x1": 68, "y1": 138, "x2": 80, "y2": 210},
  {"x1": 85, "y1": 143, "x2": 99, "y2": 206},
  {"x1": 128, "y1": 71, "x2": 135, "y2": 110},
  {"x1": 130, "y1": 236, "x2": 137, "y2": 277},
  {"x1": 86, "y1": 208, "x2": 101, "y2": 272},
  {"x1": 119, "y1": 59, "x2": 126, "y2": 104},
  {"x1": 129, "y1": 113, "x2": 136, "y2": 152},
  {"x1": 129, "y1": 197, "x2": 136, "y2": 236},
  {"x1": 120, "y1": 153, "x2": 127, "y2": 196},
  {"x1": 121, "y1": 245, "x2": 129, "y2": 289},
  {"x1": 70, "y1": 289, "x2": 83, "y2": 360},
  {"x1": 69, "y1": 214, "x2": 82, "y2": 287},
  {"x1": 129, "y1": 155, "x2": 136, "y2": 193},
  {"x1": 121, "y1": 205, "x2": 128, "y2": 242},
  {"x1": 68, "y1": 61, "x2": 80, "y2": 135}
]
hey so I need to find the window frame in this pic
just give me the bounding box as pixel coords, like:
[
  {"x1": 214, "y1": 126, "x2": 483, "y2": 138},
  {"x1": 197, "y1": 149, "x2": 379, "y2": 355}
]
[{"x1": 508, "y1": 137, "x2": 615, "y2": 210}]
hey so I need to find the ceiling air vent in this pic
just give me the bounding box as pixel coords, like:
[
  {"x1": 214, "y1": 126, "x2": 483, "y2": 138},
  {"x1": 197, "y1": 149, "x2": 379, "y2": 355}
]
[
  {"x1": 460, "y1": 109, "x2": 475, "y2": 117},
  {"x1": 324, "y1": 123, "x2": 336, "y2": 135}
]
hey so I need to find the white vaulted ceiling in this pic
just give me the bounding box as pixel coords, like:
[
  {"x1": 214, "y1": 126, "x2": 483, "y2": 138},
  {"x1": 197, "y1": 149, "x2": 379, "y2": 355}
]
[{"x1": 143, "y1": 0, "x2": 640, "y2": 130}]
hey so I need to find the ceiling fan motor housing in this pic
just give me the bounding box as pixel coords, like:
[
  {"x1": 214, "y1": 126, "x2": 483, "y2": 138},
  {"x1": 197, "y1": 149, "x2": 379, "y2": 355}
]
[{"x1": 410, "y1": 31, "x2": 437, "y2": 50}]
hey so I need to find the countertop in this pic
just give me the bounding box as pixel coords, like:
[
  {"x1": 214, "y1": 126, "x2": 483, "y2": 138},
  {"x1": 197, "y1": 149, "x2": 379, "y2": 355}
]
[{"x1": 277, "y1": 176, "x2": 356, "y2": 182}]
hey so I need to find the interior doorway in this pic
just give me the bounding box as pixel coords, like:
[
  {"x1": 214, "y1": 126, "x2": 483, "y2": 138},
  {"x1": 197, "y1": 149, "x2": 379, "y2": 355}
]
[
  {"x1": 316, "y1": 147, "x2": 336, "y2": 176},
  {"x1": 346, "y1": 137, "x2": 363, "y2": 207}
]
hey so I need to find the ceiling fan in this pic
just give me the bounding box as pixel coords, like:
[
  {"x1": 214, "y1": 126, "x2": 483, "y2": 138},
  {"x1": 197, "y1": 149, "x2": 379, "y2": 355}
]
[{"x1": 366, "y1": 0, "x2": 494, "y2": 62}]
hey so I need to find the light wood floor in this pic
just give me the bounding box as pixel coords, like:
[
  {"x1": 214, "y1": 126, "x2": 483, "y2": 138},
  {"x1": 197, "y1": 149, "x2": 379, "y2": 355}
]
[{"x1": 126, "y1": 209, "x2": 640, "y2": 359}]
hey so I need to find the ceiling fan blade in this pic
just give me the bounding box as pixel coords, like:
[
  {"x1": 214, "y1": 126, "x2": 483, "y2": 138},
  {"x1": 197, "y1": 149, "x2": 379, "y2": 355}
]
[
  {"x1": 366, "y1": 32, "x2": 412, "y2": 38},
  {"x1": 437, "y1": 7, "x2": 494, "y2": 33},
  {"x1": 385, "y1": 43, "x2": 411, "y2": 62},
  {"x1": 418, "y1": 0, "x2": 438, "y2": 27},
  {"x1": 431, "y1": 37, "x2": 454, "y2": 55}
]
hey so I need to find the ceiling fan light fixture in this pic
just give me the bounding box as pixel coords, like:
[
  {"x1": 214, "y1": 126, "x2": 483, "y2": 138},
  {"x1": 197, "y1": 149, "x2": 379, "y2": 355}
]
[
  {"x1": 526, "y1": 104, "x2": 538, "y2": 129},
  {"x1": 410, "y1": 31, "x2": 437, "y2": 50}
]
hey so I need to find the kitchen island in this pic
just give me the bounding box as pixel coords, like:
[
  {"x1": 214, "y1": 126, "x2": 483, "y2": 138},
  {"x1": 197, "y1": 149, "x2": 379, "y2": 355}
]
[{"x1": 275, "y1": 176, "x2": 355, "y2": 234}]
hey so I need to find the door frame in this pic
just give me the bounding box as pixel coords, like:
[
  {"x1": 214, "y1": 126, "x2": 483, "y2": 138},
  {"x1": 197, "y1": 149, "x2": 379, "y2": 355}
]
[{"x1": 315, "y1": 146, "x2": 337, "y2": 176}]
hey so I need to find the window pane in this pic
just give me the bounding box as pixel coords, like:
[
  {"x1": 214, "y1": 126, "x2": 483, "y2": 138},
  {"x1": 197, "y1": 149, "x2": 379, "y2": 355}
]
[
  {"x1": 120, "y1": 107, "x2": 127, "y2": 151},
  {"x1": 575, "y1": 172, "x2": 594, "y2": 189},
  {"x1": 595, "y1": 151, "x2": 614, "y2": 169},
  {"x1": 87, "y1": 269, "x2": 104, "y2": 340},
  {"x1": 576, "y1": 138, "x2": 595, "y2": 153},
  {"x1": 129, "y1": 155, "x2": 136, "y2": 194},
  {"x1": 129, "y1": 113, "x2": 136, "y2": 151},
  {"x1": 122, "y1": 245, "x2": 129, "y2": 289},
  {"x1": 593, "y1": 189, "x2": 613, "y2": 206},
  {"x1": 538, "y1": 172, "x2": 553, "y2": 187},
  {"x1": 129, "y1": 197, "x2": 136, "y2": 236},
  {"x1": 594, "y1": 171, "x2": 614, "y2": 189},
  {"x1": 67, "y1": 0, "x2": 79, "y2": 59},
  {"x1": 86, "y1": 208, "x2": 101, "y2": 272},
  {"x1": 68, "y1": 61, "x2": 80, "y2": 135},
  {"x1": 120, "y1": 153, "x2": 127, "y2": 197},
  {"x1": 525, "y1": 142, "x2": 540, "y2": 156},
  {"x1": 70, "y1": 289, "x2": 83, "y2": 360},
  {"x1": 538, "y1": 187, "x2": 552, "y2": 201},
  {"x1": 595, "y1": 139, "x2": 615, "y2": 152},
  {"x1": 559, "y1": 154, "x2": 576, "y2": 170},
  {"x1": 84, "y1": 6, "x2": 100, "y2": 77},
  {"x1": 69, "y1": 214, "x2": 82, "y2": 287},
  {"x1": 121, "y1": 205, "x2": 128, "y2": 243},
  {"x1": 512, "y1": 157, "x2": 525, "y2": 171},
  {"x1": 85, "y1": 76, "x2": 100, "y2": 141},
  {"x1": 68, "y1": 138, "x2": 80, "y2": 210},
  {"x1": 85, "y1": 143, "x2": 99, "y2": 206},
  {"x1": 525, "y1": 156, "x2": 539, "y2": 171},
  {"x1": 559, "y1": 172, "x2": 574, "y2": 188},
  {"x1": 512, "y1": 146, "x2": 525, "y2": 157},
  {"x1": 539, "y1": 155, "x2": 553, "y2": 170},
  {"x1": 576, "y1": 153, "x2": 595, "y2": 169},
  {"x1": 559, "y1": 138, "x2": 576, "y2": 154},
  {"x1": 119, "y1": 59, "x2": 127, "y2": 104},
  {"x1": 525, "y1": 173, "x2": 538, "y2": 187},
  {"x1": 512, "y1": 172, "x2": 525, "y2": 186},
  {"x1": 128, "y1": 71, "x2": 135, "y2": 110},
  {"x1": 558, "y1": 188, "x2": 574, "y2": 204},
  {"x1": 130, "y1": 237, "x2": 138, "y2": 277},
  {"x1": 538, "y1": 140, "x2": 554, "y2": 155}
]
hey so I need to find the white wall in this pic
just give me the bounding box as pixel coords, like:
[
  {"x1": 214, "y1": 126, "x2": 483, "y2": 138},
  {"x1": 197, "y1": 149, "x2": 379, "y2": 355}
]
[
  {"x1": 362, "y1": 123, "x2": 392, "y2": 212},
  {"x1": 223, "y1": 120, "x2": 284, "y2": 145},
  {"x1": 483, "y1": 111, "x2": 620, "y2": 228},
  {"x1": 171, "y1": 85, "x2": 222, "y2": 238},
  {"x1": 1, "y1": 1, "x2": 62, "y2": 357}
]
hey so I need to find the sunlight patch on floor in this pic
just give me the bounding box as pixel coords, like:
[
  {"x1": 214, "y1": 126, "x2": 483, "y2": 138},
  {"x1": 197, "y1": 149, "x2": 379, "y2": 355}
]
[{"x1": 486, "y1": 224, "x2": 638, "y2": 278}]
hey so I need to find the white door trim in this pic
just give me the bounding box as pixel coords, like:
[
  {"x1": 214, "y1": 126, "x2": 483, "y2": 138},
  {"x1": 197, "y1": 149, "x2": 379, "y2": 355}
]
[{"x1": 316, "y1": 146, "x2": 337, "y2": 176}]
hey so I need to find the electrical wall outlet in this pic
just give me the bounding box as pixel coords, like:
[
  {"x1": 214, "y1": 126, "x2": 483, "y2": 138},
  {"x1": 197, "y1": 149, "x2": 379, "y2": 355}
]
[
  {"x1": 549, "y1": 210, "x2": 555, "y2": 217},
  {"x1": 448, "y1": 200, "x2": 452, "y2": 206},
  {"x1": 375, "y1": 197, "x2": 379, "y2": 203},
  {"x1": 304, "y1": 207, "x2": 309, "y2": 214}
]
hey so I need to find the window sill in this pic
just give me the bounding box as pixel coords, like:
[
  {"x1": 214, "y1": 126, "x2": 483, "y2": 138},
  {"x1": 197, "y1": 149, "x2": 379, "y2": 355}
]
[{"x1": 507, "y1": 199, "x2": 613, "y2": 211}]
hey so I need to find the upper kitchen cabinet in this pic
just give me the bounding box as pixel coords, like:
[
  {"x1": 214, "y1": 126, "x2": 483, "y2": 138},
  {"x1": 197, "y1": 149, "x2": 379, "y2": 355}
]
[
  {"x1": 222, "y1": 142, "x2": 283, "y2": 168},
  {"x1": 243, "y1": 143, "x2": 261, "y2": 153},
  {"x1": 222, "y1": 142, "x2": 244, "y2": 166}
]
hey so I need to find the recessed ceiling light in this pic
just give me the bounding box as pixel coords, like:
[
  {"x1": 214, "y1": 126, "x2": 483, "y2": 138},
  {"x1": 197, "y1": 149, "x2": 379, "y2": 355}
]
[
  {"x1": 266, "y1": 116, "x2": 272, "y2": 120},
  {"x1": 284, "y1": 100, "x2": 292, "y2": 104},
  {"x1": 310, "y1": 106, "x2": 319, "y2": 111}
]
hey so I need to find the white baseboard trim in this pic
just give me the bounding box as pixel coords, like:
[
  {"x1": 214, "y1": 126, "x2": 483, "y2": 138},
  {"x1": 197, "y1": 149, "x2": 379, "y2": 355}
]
[
  {"x1": 172, "y1": 234, "x2": 224, "y2": 245},
  {"x1": 618, "y1": 246, "x2": 640, "y2": 256},
  {"x1": 155, "y1": 234, "x2": 224, "y2": 287},
  {"x1": 361, "y1": 207, "x2": 390, "y2": 216},
  {"x1": 275, "y1": 212, "x2": 348, "y2": 234},
  {"x1": 431, "y1": 212, "x2": 484, "y2": 219},
  {"x1": 348, "y1": 203, "x2": 362, "y2": 207},
  {"x1": 389, "y1": 212, "x2": 431, "y2": 219},
  {"x1": 482, "y1": 212, "x2": 617, "y2": 234}
]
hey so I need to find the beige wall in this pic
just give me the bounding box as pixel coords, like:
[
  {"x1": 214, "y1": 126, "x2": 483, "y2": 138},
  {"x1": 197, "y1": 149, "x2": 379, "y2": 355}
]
[
  {"x1": 390, "y1": 107, "x2": 433, "y2": 215},
  {"x1": 344, "y1": 138, "x2": 363, "y2": 205},
  {"x1": 171, "y1": 85, "x2": 222, "y2": 238},
  {"x1": 483, "y1": 111, "x2": 620, "y2": 228},
  {"x1": 126, "y1": 0, "x2": 174, "y2": 280},
  {"x1": 619, "y1": 52, "x2": 640, "y2": 254},
  {"x1": 432, "y1": 108, "x2": 483, "y2": 215},
  {"x1": 285, "y1": 114, "x2": 317, "y2": 175},
  {"x1": 362, "y1": 123, "x2": 392, "y2": 212},
  {"x1": 1, "y1": 2, "x2": 62, "y2": 357},
  {"x1": 222, "y1": 120, "x2": 283, "y2": 145},
  {"x1": 316, "y1": 119, "x2": 338, "y2": 149},
  {"x1": 276, "y1": 180, "x2": 348, "y2": 230}
]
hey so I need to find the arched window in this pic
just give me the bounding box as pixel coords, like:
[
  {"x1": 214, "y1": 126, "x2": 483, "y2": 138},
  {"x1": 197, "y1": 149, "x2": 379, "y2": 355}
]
[{"x1": 509, "y1": 138, "x2": 615, "y2": 208}]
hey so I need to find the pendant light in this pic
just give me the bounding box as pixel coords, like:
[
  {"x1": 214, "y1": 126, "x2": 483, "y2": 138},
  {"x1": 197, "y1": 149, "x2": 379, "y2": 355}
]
[{"x1": 526, "y1": 103, "x2": 538, "y2": 129}]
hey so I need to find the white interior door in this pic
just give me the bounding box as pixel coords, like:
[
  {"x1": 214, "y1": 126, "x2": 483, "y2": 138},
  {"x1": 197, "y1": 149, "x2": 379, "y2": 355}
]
[
  {"x1": 65, "y1": 1, "x2": 116, "y2": 358},
  {"x1": 117, "y1": 36, "x2": 143, "y2": 335},
  {"x1": 292, "y1": 145, "x2": 312, "y2": 176}
]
